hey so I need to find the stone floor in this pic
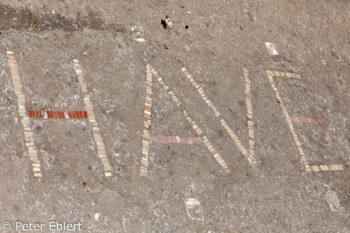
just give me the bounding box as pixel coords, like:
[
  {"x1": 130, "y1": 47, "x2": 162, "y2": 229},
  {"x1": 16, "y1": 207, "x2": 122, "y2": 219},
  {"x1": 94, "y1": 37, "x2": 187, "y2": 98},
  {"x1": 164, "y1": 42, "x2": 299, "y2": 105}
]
[{"x1": 0, "y1": 0, "x2": 349, "y2": 232}]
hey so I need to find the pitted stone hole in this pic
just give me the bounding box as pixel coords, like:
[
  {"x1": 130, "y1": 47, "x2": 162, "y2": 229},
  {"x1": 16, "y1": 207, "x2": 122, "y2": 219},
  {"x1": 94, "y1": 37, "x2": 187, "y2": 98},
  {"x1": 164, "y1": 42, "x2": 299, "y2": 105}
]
[{"x1": 161, "y1": 19, "x2": 167, "y2": 29}]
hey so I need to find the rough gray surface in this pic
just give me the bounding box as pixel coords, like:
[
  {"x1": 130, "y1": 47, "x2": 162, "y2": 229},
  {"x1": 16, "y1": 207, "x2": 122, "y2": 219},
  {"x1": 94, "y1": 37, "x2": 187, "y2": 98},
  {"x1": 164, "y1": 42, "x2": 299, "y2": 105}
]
[{"x1": 0, "y1": 0, "x2": 349, "y2": 232}]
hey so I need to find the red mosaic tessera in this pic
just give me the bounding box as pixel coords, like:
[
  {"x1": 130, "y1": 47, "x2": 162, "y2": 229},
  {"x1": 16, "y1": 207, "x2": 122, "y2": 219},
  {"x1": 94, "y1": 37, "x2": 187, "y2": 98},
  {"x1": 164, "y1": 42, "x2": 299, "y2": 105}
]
[{"x1": 28, "y1": 110, "x2": 88, "y2": 119}]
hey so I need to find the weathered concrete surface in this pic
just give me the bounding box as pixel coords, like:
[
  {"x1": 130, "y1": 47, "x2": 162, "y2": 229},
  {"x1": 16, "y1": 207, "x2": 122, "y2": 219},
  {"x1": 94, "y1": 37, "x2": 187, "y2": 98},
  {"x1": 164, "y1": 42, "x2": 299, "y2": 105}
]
[{"x1": 0, "y1": 0, "x2": 349, "y2": 232}]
